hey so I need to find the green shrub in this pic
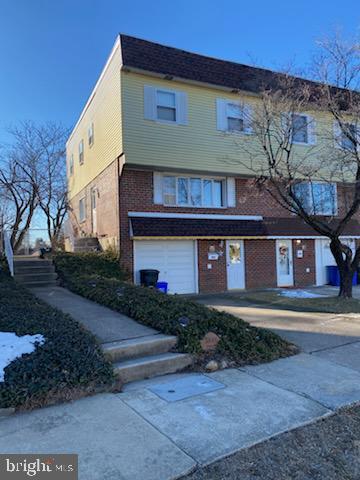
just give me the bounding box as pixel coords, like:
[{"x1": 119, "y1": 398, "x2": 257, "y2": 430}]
[
  {"x1": 54, "y1": 252, "x2": 128, "y2": 281},
  {"x1": 0, "y1": 275, "x2": 115, "y2": 409},
  {"x1": 56, "y1": 264, "x2": 294, "y2": 365}
]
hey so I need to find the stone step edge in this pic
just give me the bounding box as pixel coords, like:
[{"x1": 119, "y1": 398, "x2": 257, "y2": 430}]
[{"x1": 102, "y1": 334, "x2": 178, "y2": 362}]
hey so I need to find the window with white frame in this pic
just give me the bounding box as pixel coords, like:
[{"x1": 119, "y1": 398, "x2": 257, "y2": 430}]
[
  {"x1": 144, "y1": 86, "x2": 188, "y2": 125},
  {"x1": 291, "y1": 114, "x2": 308, "y2": 143},
  {"x1": 69, "y1": 154, "x2": 74, "y2": 176},
  {"x1": 79, "y1": 197, "x2": 86, "y2": 222},
  {"x1": 283, "y1": 113, "x2": 316, "y2": 144},
  {"x1": 335, "y1": 122, "x2": 360, "y2": 150},
  {"x1": 292, "y1": 182, "x2": 337, "y2": 216},
  {"x1": 216, "y1": 99, "x2": 252, "y2": 134},
  {"x1": 88, "y1": 123, "x2": 94, "y2": 146},
  {"x1": 163, "y1": 175, "x2": 225, "y2": 207},
  {"x1": 79, "y1": 139, "x2": 84, "y2": 165},
  {"x1": 157, "y1": 91, "x2": 176, "y2": 122}
]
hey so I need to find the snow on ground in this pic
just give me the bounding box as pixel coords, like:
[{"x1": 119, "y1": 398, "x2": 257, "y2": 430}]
[
  {"x1": 0, "y1": 332, "x2": 45, "y2": 382},
  {"x1": 279, "y1": 290, "x2": 325, "y2": 299}
]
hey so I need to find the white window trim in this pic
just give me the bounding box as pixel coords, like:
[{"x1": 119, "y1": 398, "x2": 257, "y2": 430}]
[
  {"x1": 155, "y1": 88, "x2": 178, "y2": 125},
  {"x1": 88, "y1": 123, "x2": 94, "y2": 147},
  {"x1": 283, "y1": 112, "x2": 316, "y2": 146},
  {"x1": 69, "y1": 154, "x2": 74, "y2": 176},
  {"x1": 334, "y1": 120, "x2": 360, "y2": 151},
  {"x1": 144, "y1": 85, "x2": 188, "y2": 125},
  {"x1": 79, "y1": 197, "x2": 86, "y2": 223},
  {"x1": 162, "y1": 173, "x2": 227, "y2": 209},
  {"x1": 79, "y1": 140, "x2": 84, "y2": 165},
  {"x1": 295, "y1": 181, "x2": 338, "y2": 216},
  {"x1": 217, "y1": 98, "x2": 253, "y2": 135}
]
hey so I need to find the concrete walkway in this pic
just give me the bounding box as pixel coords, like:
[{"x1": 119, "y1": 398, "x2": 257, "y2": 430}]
[
  {"x1": 32, "y1": 286, "x2": 156, "y2": 343},
  {"x1": 4, "y1": 288, "x2": 360, "y2": 479},
  {"x1": 199, "y1": 295, "x2": 360, "y2": 353},
  {"x1": 3, "y1": 348, "x2": 360, "y2": 479}
]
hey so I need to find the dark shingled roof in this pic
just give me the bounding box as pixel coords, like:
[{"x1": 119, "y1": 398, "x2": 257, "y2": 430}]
[
  {"x1": 130, "y1": 216, "x2": 360, "y2": 238},
  {"x1": 120, "y1": 34, "x2": 315, "y2": 94}
]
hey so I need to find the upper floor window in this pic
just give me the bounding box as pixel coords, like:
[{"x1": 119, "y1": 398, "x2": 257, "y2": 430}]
[
  {"x1": 283, "y1": 113, "x2": 316, "y2": 145},
  {"x1": 163, "y1": 175, "x2": 225, "y2": 207},
  {"x1": 291, "y1": 114, "x2": 308, "y2": 143},
  {"x1": 69, "y1": 154, "x2": 74, "y2": 176},
  {"x1": 157, "y1": 91, "x2": 176, "y2": 122},
  {"x1": 334, "y1": 121, "x2": 360, "y2": 151},
  {"x1": 88, "y1": 123, "x2": 94, "y2": 146},
  {"x1": 79, "y1": 197, "x2": 86, "y2": 222},
  {"x1": 79, "y1": 140, "x2": 84, "y2": 165},
  {"x1": 293, "y1": 182, "x2": 337, "y2": 216},
  {"x1": 144, "y1": 86, "x2": 188, "y2": 125},
  {"x1": 216, "y1": 99, "x2": 252, "y2": 134}
]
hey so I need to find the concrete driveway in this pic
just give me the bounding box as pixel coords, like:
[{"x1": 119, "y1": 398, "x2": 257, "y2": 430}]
[{"x1": 199, "y1": 294, "x2": 360, "y2": 358}]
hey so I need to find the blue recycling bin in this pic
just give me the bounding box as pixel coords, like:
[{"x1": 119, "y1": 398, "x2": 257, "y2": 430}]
[
  {"x1": 326, "y1": 266, "x2": 357, "y2": 286},
  {"x1": 156, "y1": 281, "x2": 168, "y2": 294}
]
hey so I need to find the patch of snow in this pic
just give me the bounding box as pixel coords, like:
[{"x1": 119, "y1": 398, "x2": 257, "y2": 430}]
[
  {"x1": 279, "y1": 290, "x2": 325, "y2": 299},
  {"x1": 0, "y1": 332, "x2": 45, "y2": 382}
]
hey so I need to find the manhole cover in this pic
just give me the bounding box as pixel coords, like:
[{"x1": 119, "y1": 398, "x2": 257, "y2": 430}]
[{"x1": 148, "y1": 374, "x2": 225, "y2": 402}]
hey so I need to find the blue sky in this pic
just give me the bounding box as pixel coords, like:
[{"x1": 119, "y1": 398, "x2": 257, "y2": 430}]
[{"x1": 0, "y1": 0, "x2": 359, "y2": 139}]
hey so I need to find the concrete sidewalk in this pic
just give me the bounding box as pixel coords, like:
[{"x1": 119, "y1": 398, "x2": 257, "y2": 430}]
[
  {"x1": 3, "y1": 347, "x2": 360, "y2": 479},
  {"x1": 5, "y1": 289, "x2": 360, "y2": 479},
  {"x1": 32, "y1": 286, "x2": 156, "y2": 343}
]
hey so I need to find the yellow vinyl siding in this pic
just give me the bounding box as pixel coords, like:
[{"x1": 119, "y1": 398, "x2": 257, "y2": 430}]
[
  {"x1": 67, "y1": 43, "x2": 123, "y2": 199},
  {"x1": 121, "y1": 71, "x2": 335, "y2": 177}
]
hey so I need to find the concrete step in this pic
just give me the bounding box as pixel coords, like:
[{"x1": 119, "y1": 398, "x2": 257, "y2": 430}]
[
  {"x1": 18, "y1": 280, "x2": 58, "y2": 288},
  {"x1": 114, "y1": 352, "x2": 193, "y2": 384},
  {"x1": 14, "y1": 265, "x2": 55, "y2": 275},
  {"x1": 102, "y1": 334, "x2": 178, "y2": 363},
  {"x1": 14, "y1": 259, "x2": 53, "y2": 268},
  {"x1": 15, "y1": 272, "x2": 58, "y2": 283}
]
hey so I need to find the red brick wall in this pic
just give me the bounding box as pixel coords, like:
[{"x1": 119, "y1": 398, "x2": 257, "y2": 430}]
[
  {"x1": 198, "y1": 240, "x2": 227, "y2": 293},
  {"x1": 69, "y1": 160, "x2": 120, "y2": 251},
  {"x1": 244, "y1": 240, "x2": 277, "y2": 289},
  {"x1": 118, "y1": 169, "x2": 322, "y2": 290},
  {"x1": 293, "y1": 239, "x2": 316, "y2": 287}
]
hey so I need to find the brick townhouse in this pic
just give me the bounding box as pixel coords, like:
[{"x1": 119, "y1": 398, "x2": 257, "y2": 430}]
[{"x1": 66, "y1": 34, "x2": 360, "y2": 294}]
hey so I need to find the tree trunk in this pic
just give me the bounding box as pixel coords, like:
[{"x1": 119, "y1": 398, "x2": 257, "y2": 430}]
[
  {"x1": 330, "y1": 238, "x2": 354, "y2": 299},
  {"x1": 338, "y1": 266, "x2": 353, "y2": 298}
]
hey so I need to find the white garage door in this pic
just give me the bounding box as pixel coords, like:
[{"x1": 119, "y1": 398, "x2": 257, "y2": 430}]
[
  {"x1": 315, "y1": 238, "x2": 355, "y2": 285},
  {"x1": 134, "y1": 240, "x2": 197, "y2": 294}
]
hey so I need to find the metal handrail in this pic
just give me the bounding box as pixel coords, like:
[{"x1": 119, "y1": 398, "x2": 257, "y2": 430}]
[{"x1": 3, "y1": 230, "x2": 14, "y2": 276}]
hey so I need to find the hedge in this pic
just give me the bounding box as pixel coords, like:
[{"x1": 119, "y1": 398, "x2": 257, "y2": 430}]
[
  {"x1": 54, "y1": 253, "x2": 295, "y2": 365},
  {"x1": 0, "y1": 267, "x2": 115, "y2": 409}
]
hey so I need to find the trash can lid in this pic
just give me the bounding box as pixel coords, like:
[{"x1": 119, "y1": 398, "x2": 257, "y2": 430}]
[{"x1": 139, "y1": 269, "x2": 160, "y2": 273}]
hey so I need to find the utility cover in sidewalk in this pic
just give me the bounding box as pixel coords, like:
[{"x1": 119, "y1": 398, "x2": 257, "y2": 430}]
[{"x1": 149, "y1": 374, "x2": 225, "y2": 402}]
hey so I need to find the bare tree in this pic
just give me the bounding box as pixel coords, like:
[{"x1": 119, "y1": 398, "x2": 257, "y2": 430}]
[
  {"x1": 35, "y1": 123, "x2": 69, "y2": 248},
  {"x1": 0, "y1": 121, "x2": 68, "y2": 253},
  {"x1": 234, "y1": 34, "x2": 360, "y2": 298}
]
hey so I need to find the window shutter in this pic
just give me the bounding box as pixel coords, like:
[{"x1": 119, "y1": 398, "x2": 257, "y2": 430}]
[
  {"x1": 226, "y1": 177, "x2": 236, "y2": 207},
  {"x1": 243, "y1": 104, "x2": 253, "y2": 133},
  {"x1": 176, "y1": 92, "x2": 188, "y2": 125},
  {"x1": 216, "y1": 99, "x2": 228, "y2": 131},
  {"x1": 333, "y1": 121, "x2": 342, "y2": 149},
  {"x1": 153, "y1": 172, "x2": 163, "y2": 204},
  {"x1": 307, "y1": 115, "x2": 317, "y2": 144},
  {"x1": 144, "y1": 86, "x2": 156, "y2": 120}
]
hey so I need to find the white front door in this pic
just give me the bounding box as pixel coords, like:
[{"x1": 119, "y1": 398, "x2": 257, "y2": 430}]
[
  {"x1": 276, "y1": 239, "x2": 294, "y2": 287},
  {"x1": 91, "y1": 188, "x2": 97, "y2": 235},
  {"x1": 226, "y1": 240, "x2": 245, "y2": 289}
]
